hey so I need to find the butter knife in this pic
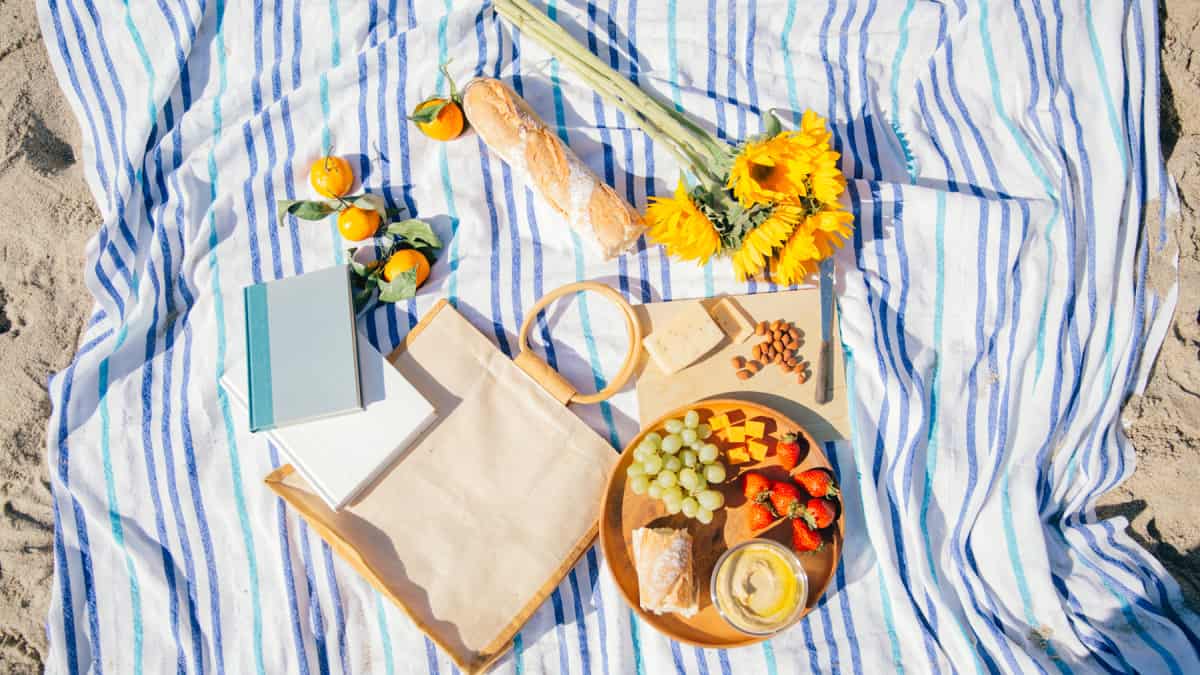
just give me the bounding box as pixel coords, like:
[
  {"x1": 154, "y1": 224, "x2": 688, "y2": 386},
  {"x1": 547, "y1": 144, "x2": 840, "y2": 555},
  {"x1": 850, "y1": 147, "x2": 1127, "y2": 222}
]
[{"x1": 814, "y1": 258, "x2": 835, "y2": 404}]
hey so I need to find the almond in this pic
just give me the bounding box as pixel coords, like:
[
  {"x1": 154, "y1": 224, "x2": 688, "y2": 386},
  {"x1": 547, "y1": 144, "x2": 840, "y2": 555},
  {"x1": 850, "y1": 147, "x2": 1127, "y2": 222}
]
[
  {"x1": 731, "y1": 356, "x2": 746, "y2": 369},
  {"x1": 737, "y1": 369, "x2": 753, "y2": 380}
]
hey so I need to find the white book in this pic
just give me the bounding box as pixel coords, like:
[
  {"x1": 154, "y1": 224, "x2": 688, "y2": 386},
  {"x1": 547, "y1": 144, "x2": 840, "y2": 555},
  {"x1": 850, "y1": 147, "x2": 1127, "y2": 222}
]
[{"x1": 222, "y1": 331, "x2": 436, "y2": 510}]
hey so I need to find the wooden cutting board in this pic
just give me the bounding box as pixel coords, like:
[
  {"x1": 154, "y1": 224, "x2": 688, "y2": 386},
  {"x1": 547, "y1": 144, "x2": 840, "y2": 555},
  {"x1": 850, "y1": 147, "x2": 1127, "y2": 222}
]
[{"x1": 633, "y1": 290, "x2": 849, "y2": 443}]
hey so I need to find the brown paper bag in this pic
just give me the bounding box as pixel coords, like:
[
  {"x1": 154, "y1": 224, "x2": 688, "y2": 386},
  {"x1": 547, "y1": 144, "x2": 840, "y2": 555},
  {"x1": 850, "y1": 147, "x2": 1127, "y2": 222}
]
[{"x1": 264, "y1": 282, "x2": 640, "y2": 674}]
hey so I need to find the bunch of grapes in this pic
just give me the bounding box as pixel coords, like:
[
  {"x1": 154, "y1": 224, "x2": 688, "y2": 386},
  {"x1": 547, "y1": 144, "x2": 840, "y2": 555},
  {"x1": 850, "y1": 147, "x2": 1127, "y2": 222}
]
[{"x1": 627, "y1": 409, "x2": 727, "y2": 524}]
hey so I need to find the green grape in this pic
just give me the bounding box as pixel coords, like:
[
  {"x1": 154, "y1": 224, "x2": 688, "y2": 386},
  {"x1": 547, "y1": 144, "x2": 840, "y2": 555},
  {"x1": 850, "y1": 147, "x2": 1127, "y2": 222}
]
[
  {"x1": 664, "y1": 419, "x2": 684, "y2": 434},
  {"x1": 665, "y1": 499, "x2": 683, "y2": 515},
  {"x1": 697, "y1": 489, "x2": 724, "y2": 511},
  {"x1": 678, "y1": 468, "x2": 699, "y2": 490},
  {"x1": 629, "y1": 475, "x2": 651, "y2": 495},
  {"x1": 699, "y1": 443, "x2": 720, "y2": 464},
  {"x1": 680, "y1": 429, "x2": 698, "y2": 445},
  {"x1": 696, "y1": 507, "x2": 714, "y2": 524},
  {"x1": 664, "y1": 456, "x2": 682, "y2": 473},
  {"x1": 697, "y1": 423, "x2": 712, "y2": 440},
  {"x1": 647, "y1": 482, "x2": 663, "y2": 499},
  {"x1": 687, "y1": 437, "x2": 705, "y2": 451},
  {"x1": 681, "y1": 450, "x2": 698, "y2": 467},
  {"x1": 662, "y1": 486, "x2": 684, "y2": 504},
  {"x1": 632, "y1": 446, "x2": 648, "y2": 462},
  {"x1": 643, "y1": 432, "x2": 663, "y2": 448},
  {"x1": 681, "y1": 497, "x2": 700, "y2": 518},
  {"x1": 642, "y1": 455, "x2": 663, "y2": 475},
  {"x1": 661, "y1": 434, "x2": 683, "y2": 454},
  {"x1": 656, "y1": 471, "x2": 678, "y2": 488},
  {"x1": 626, "y1": 462, "x2": 646, "y2": 478},
  {"x1": 684, "y1": 410, "x2": 700, "y2": 428},
  {"x1": 637, "y1": 440, "x2": 657, "y2": 456},
  {"x1": 690, "y1": 475, "x2": 709, "y2": 494},
  {"x1": 703, "y1": 462, "x2": 726, "y2": 483}
]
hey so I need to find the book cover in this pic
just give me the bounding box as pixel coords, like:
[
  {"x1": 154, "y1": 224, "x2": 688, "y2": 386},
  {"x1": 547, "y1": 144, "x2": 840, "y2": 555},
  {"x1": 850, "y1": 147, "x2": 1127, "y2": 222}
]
[
  {"x1": 243, "y1": 265, "x2": 361, "y2": 431},
  {"x1": 224, "y1": 332, "x2": 437, "y2": 510}
]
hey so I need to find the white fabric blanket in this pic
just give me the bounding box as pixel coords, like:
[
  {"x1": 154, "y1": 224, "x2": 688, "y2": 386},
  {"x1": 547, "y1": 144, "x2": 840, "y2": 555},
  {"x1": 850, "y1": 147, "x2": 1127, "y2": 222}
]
[{"x1": 37, "y1": 0, "x2": 1200, "y2": 673}]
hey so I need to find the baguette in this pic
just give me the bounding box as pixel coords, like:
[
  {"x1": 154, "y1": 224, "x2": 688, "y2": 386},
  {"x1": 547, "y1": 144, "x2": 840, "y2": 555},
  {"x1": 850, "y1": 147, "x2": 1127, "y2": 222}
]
[{"x1": 462, "y1": 77, "x2": 645, "y2": 259}]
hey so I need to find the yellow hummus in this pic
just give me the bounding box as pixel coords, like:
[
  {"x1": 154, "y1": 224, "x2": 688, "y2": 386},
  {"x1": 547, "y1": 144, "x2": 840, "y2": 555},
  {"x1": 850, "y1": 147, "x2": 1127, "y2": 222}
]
[{"x1": 713, "y1": 542, "x2": 805, "y2": 634}]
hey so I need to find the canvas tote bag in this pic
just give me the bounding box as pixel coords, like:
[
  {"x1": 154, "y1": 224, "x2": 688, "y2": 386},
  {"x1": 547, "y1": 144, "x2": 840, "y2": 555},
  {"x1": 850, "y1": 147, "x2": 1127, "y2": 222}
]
[{"x1": 264, "y1": 281, "x2": 640, "y2": 673}]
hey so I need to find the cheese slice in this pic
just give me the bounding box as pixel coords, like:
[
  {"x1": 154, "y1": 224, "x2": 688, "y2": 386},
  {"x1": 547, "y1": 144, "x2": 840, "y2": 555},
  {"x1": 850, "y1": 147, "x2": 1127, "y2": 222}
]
[
  {"x1": 642, "y1": 302, "x2": 726, "y2": 374},
  {"x1": 747, "y1": 439, "x2": 769, "y2": 461},
  {"x1": 710, "y1": 297, "x2": 756, "y2": 344}
]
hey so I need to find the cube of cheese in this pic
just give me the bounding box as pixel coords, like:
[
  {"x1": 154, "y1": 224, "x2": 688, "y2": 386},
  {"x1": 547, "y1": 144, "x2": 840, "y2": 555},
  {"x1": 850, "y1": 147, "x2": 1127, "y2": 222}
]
[
  {"x1": 744, "y1": 420, "x2": 766, "y2": 439},
  {"x1": 642, "y1": 302, "x2": 726, "y2": 374},
  {"x1": 708, "y1": 413, "x2": 731, "y2": 431},
  {"x1": 710, "y1": 298, "x2": 756, "y2": 344},
  {"x1": 725, "y1": 425, "x2": 746, "y2": 443},
  {"x1": 726, "y1": 445, "x2": 751, "y2": 464},
  {"x1": 747, "y1": 439, "x2": 769, "y2": 461}
]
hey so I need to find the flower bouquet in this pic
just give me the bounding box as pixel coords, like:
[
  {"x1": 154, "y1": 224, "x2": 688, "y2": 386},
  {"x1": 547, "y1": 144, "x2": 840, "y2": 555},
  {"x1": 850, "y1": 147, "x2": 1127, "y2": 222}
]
[{"x1": 494, "y1": 0, "x2": 854, "y2": 283}]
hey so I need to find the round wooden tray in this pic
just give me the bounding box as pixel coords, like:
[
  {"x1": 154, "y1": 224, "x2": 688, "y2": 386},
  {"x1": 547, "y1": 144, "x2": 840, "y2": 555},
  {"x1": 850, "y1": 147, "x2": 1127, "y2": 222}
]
[{"x1": 599, "y1": 399, "x2": 844, "y2": 647}]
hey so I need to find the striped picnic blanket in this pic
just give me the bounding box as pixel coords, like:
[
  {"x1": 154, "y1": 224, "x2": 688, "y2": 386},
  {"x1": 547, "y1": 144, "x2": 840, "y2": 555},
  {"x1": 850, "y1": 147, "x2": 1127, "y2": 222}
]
[{"x1": 37, "y1": 0, "x2": 1200, "y2": 672}]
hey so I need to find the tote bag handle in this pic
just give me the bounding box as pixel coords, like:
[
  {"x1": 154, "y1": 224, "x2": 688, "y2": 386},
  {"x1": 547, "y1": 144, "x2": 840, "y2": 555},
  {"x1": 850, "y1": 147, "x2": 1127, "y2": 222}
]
[{"x1": 513, "y1": 281, "x2": 641, "y2": 406}]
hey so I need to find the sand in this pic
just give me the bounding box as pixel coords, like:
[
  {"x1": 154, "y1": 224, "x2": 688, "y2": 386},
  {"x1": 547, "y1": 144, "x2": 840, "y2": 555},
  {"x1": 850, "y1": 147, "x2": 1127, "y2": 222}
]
[
  {"x1": 1098, "y1": 0, "x2": 1200, "y2": 612},
  {"x1": 0, "y1": 0, "x2": 1196, "y2": 669}
]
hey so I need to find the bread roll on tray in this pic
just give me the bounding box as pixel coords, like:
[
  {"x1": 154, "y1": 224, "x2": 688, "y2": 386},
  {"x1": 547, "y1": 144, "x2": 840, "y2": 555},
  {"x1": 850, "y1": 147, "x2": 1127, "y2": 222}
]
[{"x1": 462, "y1": 77, "x2": 645, "y2": 260}]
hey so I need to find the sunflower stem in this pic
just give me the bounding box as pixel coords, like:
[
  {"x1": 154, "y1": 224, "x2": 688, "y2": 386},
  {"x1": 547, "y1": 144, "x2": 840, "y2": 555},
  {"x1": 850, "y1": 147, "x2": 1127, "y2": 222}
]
[{"x1": 494, "y1": 0, "x2": 722, "y2": 172}]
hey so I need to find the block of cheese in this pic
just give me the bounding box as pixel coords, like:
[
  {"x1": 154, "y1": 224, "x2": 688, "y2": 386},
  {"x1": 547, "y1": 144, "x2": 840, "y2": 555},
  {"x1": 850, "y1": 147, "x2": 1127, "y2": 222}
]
[
  {"x1": 726, "y1": 446, "x2": 750, "y2": 464},
  {"x1": 710, "y1": 298, "x2": 755, "y2": 344},
  {"x1": 724, "y1": 425, "x2": 746, "y2": 443},
  {"x1": 708, "y1": 413, "x2": 731, "y2": 431},
  {"x1": 642, "y1": 302, "x2": 726, "y2": 374},
  {"x1": 744, "y1": 420, "x2": 766, "y2": 439},
  {"x1": 747, "y1": 439, "x2": 769, "y2": 461}
]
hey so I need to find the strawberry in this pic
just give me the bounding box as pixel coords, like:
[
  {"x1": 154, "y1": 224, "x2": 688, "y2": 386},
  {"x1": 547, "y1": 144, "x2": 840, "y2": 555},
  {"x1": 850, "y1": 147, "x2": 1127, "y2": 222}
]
[
  {"x1": 776, "y1": 433, "x2": 802, "y2": 471},
  {"x1": 804, "y1": 498, "x2": 836, "y2": 529},
  {"x1": 743, "y1": 472, "x2": 772, "y2": 503},
  {"x1": 769, "y1": 481, "x2": 804, "y2": 519},
  {"x1": 747, "y1": 503, "x2": 775, "y2": 531},
  {"x1": 791, "y1": 518, "x2": 823, "y2": 553},
  {"x1": 794, "y1": 468, "x2": 839, "y2": 498}
]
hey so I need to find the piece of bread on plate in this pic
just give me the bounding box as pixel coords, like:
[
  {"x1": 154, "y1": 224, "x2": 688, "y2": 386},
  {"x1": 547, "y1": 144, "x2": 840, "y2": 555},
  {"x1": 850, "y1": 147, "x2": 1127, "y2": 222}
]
[{"x1": 631, "y1": 527, "x2": 698, "y2": 617}]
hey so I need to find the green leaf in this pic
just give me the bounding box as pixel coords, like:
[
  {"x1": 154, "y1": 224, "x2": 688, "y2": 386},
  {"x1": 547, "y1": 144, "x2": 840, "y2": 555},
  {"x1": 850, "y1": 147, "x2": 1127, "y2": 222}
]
[
  {"x1": 348, "y1": 251, "x2": 371, "y2": 277},
  {"x1": 376, "y1": 266, "x2": 418, "y2": 303},
  {"x1": 353, "y1": 193, "x2": 388, "y2": 214},
  {"x1": 386, "y1": 219, "x2": 442, "y2": 249},
  {"x1": 408, "y1": 99, "x2": 449, "y2": 124},
  {"x1": 764, "y1": 108, "x2": 784, "y2": 138},
  {"x1": 277, "y1": 199, "x2": 337, "y2": 223}
]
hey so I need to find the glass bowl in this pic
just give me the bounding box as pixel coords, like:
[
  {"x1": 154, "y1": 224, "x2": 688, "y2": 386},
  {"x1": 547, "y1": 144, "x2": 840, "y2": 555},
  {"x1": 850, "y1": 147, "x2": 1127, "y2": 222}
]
[{"x1": 710, "y1": 538, "x2": 809, "y2": 636}]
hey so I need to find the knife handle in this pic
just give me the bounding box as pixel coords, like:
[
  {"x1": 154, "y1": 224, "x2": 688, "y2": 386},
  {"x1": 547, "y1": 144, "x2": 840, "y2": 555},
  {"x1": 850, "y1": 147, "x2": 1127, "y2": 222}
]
[{"x1": 814, "y1": 338, "x2": 833, "y2": 404}]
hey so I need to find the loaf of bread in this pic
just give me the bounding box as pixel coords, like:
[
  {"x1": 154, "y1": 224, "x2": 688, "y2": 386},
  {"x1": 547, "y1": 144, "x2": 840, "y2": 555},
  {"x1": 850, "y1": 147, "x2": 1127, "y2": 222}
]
[{"x1": 462, "y1": 78, "x2": 645, "y2": 260}]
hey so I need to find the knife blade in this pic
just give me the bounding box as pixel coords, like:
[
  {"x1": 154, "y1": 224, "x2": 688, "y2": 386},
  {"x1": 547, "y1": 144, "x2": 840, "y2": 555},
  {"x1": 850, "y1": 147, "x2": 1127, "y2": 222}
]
[{"x1": 814, "y1": 258, "x2": 835, "y2": 404}]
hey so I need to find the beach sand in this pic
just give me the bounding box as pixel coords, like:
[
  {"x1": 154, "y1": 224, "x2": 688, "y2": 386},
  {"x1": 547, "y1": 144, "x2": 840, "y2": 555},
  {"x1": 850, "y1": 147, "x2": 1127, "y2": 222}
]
[{"x1": 0, "y1": 0, "x2": 1196, "y2": 669}]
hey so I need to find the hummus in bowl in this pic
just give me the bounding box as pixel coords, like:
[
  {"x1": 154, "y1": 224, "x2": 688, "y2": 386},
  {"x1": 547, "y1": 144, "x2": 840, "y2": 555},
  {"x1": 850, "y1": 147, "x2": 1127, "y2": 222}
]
[{"x1": 711, "y1": 539, "x2": 807, "y2": 635}]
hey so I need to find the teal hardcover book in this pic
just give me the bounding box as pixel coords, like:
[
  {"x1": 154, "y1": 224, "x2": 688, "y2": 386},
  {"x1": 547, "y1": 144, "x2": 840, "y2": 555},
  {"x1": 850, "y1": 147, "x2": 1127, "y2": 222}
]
[{"x1": 243, "y1": 265, "x2": 362, "y2": 431}]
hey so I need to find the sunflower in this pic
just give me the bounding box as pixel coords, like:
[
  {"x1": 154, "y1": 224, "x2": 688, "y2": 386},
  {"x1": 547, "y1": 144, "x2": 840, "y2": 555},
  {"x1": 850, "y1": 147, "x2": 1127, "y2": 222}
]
[
  {"x1": 769, "y1": 208, "x2": 854, "y2": 285},
  {"x1": 645, "y1": 180, "x2": 721, "y2": 263},
  {"x1": 730, "y1": 205, "x2": 803, "y2": 281},
  {"x1": 809, "y1": 149, "x2": 846, "y2": 206},
  {"x1": 726, "y1": 133, "x2": 813, "y2": 207}
]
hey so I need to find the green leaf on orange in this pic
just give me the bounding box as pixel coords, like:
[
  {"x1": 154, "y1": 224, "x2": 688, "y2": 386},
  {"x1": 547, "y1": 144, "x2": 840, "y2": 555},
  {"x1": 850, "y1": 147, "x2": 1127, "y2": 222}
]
[{"x1": 376, "y1": 266, "x2": 419, "y2": 303}]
